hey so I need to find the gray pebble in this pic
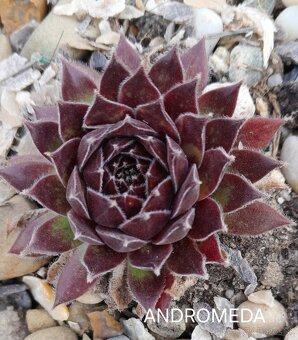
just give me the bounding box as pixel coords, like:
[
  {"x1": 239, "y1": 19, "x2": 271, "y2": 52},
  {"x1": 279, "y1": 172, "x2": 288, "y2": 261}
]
[{"x1": 229, "y1": 44, "x2": 263, "y2": 87}]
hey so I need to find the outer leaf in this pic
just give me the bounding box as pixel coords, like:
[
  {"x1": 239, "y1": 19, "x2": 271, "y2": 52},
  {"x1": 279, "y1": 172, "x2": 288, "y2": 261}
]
[
  {"x1": 48, "y1": 138, "x2": 80, "y2": 186},
  {"x1": 166, "y1": 136, "x2": 188, "y2": 192},
  {"x1": 84, "y1": 94, "x2": 134, "y2": 127},
  {"x1": 176, "y1": 113, "x2": 208, "y2": 166},
  {"x1": 225, "y1": 201, "x2": 291, "y2": 235},
  {"x1": 115, "y1": 34, "x2": 141, "y2": 72},
  {"x1": 135, "y1": 99, "x2": 180, "y2": 142},
  {"x1": 205, "y1": 118, "x2": 244, "y2": 152},
  {"x1": 82, "y1": 244, "x2": 126, "y2": 281},
  {"x1": 189, "y1": 198, "x2": 226, "y2": 240},
  {"x1": 96, "y1": 226, "x2": 147, "y2": 252},
  {"x1": 34, "y1": 105, "x2": 58, "y2": 122},
  {"x1": 164, "y1": 79, "x2": 199, "y2": 120},
  {"x1": 236, "y1": 118, "x2": 284, "y2": 150},
  {"x1": 230, "y1": 149, "x2": 281, "y2": 183},
  {"x1": 199, "y1": 82, "x2": 241, "y2": 117},
  {"x1": 26, "y1": 174, "x2": 70, "y2": 215},
  {"x1": 181, "y1": 38, "x2": 208, "y2": 87},
  {"x1": 100, "y1": 55, "x2": 130, "y2": 101},
  {"x1": 128, "y1": 244, "x2": 173, "y2": 275},
  {"x1": 212, "y1": 173, "x2": 263, "y2": 213},
  {"x1": 149, "y1": 46, "x2": 183, "y2": 93},
  {"x1": 25, "y1": 214, "x2": 79, "y2": 255},
  {"x1": 87, "y1": 189, "x2": 126, "y2": 227},
  {"x1": 61, "y1": 57, "x2": 97, "y2": 103},
  {"x1": 66, "y1": 167, "x2": 90, "y2": 219},
  {"x1": 153, "y1": 208, "x2": 195, "y2": 245},
  {"x1": 198, "y1": 148, "x2": 232, "y2": 200},
  {"x1": 54, "y1": 246, "x2": 96, "y2": 306},
  {"x1": 25, "y1": 121, "x2": 62, "y2": 155},
  {"x1": 171, "y1": 164, "x2": 200, "y2": 218},
  {"x1": 198, "y1": 235, "x2": 225, "y2": 264},
  {"x1": 167, "y1": 238, "x2": 207, "y2": 277},
  {"x1": 120, "y1": 210, "x2": 171, "y2": 240},
  {"x1": 0, "y1": 155, "x2": 53, "y2": 191},
  {"x1": 58, "y1": 101, "x2": 88, "y2": 141},
  {"x1": 118, "y1": 67, "x2": 160, "y2": 107},
  {"x1": 68, "y1": 210, "x2": 103, "y2": 245},
  {"x1": 10, "y1": 210, "x2": 53, "y2": 255},
  {"x1": 127, "y1": 265, "x2": 167, "y2": 310}
]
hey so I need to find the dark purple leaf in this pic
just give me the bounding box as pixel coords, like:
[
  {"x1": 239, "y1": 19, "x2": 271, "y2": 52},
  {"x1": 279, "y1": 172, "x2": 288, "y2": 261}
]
[
  {"x1": 61, "y1": 57, "x2": 98, "y2": 103},
  {"x1": 26, "y1": 174, "x2": 70, "y2": 215},
  {"x1": 25, "y1": 121, "x2": 62, "y2": 155},
  {"x1": 172, "y1": 164, "x2": 200, "y2": 218},
  {"x1": 120, "y1": 210, "x2": 171, "y2": 240},
  {"x1": 164, "y1": 79, "x2": 199, "y2": 120},
  {"x1": 225, "y1": 201, "x2": 292, "y2": 235},
  {"x1": 198, "y1": 148, "x2": 232, "y2": 200},
  {"x1": 128, "y1": 244, "x2": 173, "y2": 275},
  {"x1": 167, "y1": 238, "x2": 207, "y2": 277},
  {"x1": 115, "y1": 34, "x2": 141, "y2": 72},
  {"x1": 100, "y1": 55, "x2": 130, "y2": 101},
  {"x1": 54, "y1": 246, "x2": 96, "y2": 306},
  {"x1": 68, "y1": 210, "x2": 103, "y2": 245},
  {"x1": 96, "y1": 226, "x2": 147, "y2": 252},
  {"x1": 87, "y1": 189, "x2": 125, "y2": 227},
  {"x1": 82, "y1": 244, "x2": 126, "y2": 280},
  {"x1": 66, "y1": 167, "x2": 90, "y2": 219},
  {"x1": 49, "y1": 138, "x2": 80, "y2": 186},
  {"x1": 198, "y1": 235, "x2": 225, "y2": 264},
  {"x1": 236, "y1": 118, "x2": 284, "y2": 150},
  {"x1": 135, "y1": 99, "x2": 180, "y2": 142},
  {"x1": 84, "y1": 93, "x2": 134, "y2": 127},
  {"x1": 166, "y1": 136, "x2": 188, "y2": 192},
  {"x1": 0, "y1": 155, "x2": 53, "y2": 191},
  {"x1": 230, "y1": 149, "x2": 281, "y2": 183},
  {"x1": 181, "y1": 38, "x2": 208, "y2": 86},
  {"x1": 153, "y1": 208, "x2": 195, "y2": 245},
  {"x1": 205, "y1": 118, "x2": 244, "y2": 152},
  {"x1": 149, "y1": 45, "x2": 183, "y2": 93},
  {"x1": 118, "y1": 67, "x2": 160, "y2": 107},
  {"x1": 199, "y1": 82, "x2": 241, "y2": 117},
  {"x1": 176, "y1": 113, "x2": 208, "y2": 166},
  {"x1": 213, "y1": 173, "x2": 263, "y2": 212},
  {"x1": 58, "y1": 101, "x2": 88, "y2": 141},
  {"x1": 127, "y1": 265, "x2": 167, "y2": 310},
  {"x1": 189, "y1": 198, "x2": 225, "y2": 240}
]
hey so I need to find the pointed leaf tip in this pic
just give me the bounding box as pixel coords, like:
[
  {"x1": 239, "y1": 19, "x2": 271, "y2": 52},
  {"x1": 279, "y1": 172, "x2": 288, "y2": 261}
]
[
  {"x1": 199, "y1": 82, "x2": 242, "y2": 117},
  {"x1": 225, "y1": 201, "x2": 292, "y2": 235},
  {"x1": 127, "y1": 265, "x2": 167, "y2": 311},
  {"x1": 61, "y1": 57, "x2": 98, "y2": 103}
]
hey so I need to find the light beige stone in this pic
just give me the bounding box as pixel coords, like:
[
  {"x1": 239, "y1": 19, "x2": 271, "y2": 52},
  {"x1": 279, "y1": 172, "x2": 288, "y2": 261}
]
[
  {"x1": 21, "y1": 0, "x2": 91, "y2": 60},
  {"x1": 281, "y1": 135, "x2": 298, "y2": 193},
  {"x1": 26, "y1": 309, "x2": 57, "y2": 333},
  {"x1": 24, "y1": 326, "x2": 78, "y2": 340},
  {"x1": 285, "y1": 326, "x2": 298, "y2": 340},
  {"x1": 237, "y1": 291, "x2": 287, "y2": 338}
]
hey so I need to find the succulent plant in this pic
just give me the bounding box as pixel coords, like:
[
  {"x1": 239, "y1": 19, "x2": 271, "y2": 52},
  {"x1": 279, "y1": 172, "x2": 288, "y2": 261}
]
[{"x1": 0, "y1": 36, "x2": 291, "y2": 311}]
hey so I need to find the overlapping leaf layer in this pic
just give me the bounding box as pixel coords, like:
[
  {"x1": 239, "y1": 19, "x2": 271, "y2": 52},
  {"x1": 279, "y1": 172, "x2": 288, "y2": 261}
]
[{"x1": 0, "y1": 36, "x2": 290, "y2": 311}]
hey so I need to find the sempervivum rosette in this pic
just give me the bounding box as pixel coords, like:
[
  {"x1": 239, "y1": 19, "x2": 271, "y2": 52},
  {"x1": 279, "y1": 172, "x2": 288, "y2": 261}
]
[{"x1": 0, "y1": 36, "x2": 291, "y2": 311}]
